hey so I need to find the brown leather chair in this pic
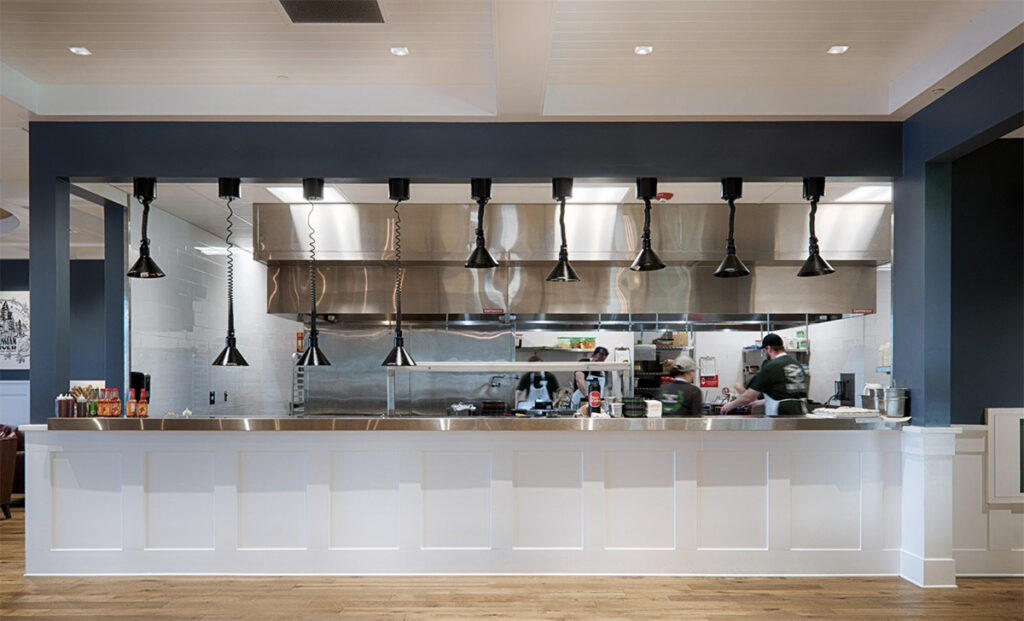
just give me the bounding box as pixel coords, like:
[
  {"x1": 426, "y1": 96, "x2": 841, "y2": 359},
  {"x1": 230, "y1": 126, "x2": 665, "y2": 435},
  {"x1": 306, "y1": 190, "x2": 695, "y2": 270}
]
[{"x1": 0, "y1": 425, "x2": 16, "y2": 519}]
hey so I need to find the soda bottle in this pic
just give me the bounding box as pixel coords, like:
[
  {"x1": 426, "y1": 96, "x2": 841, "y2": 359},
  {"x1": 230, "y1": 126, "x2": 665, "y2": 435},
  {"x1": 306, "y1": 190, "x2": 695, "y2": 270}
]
[{"x1": 588, "y1": 376, "x2": 602, "y2": 416}]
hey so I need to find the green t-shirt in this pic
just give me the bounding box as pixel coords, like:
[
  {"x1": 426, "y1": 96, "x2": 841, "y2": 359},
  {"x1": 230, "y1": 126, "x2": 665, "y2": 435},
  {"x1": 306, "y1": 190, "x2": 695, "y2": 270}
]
[
  {"x1": 659, "y1": 380, "x2": 703, "y2": 417},
  {"x1": 748, "y1": 354, "x2": 808, "y2": 403}
]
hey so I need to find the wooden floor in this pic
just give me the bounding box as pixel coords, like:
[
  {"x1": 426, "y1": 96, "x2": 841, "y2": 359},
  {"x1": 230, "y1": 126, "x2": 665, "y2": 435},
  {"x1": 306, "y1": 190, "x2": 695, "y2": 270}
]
[{"x1": 2, "y1": 507, "x2": 1021, "y2": 620}]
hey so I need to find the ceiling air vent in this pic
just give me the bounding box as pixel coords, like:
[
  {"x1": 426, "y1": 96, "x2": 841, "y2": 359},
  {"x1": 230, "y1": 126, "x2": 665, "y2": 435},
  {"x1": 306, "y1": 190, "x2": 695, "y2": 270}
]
[{"x1": 279, "y1": 0, "x2": 384, "y2": 24}]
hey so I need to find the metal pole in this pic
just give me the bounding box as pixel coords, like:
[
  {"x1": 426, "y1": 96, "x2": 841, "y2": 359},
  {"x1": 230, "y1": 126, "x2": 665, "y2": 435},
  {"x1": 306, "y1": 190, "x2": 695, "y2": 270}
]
[{"x1": 385, "y1": 367, "x2": 396, "y2": 417}]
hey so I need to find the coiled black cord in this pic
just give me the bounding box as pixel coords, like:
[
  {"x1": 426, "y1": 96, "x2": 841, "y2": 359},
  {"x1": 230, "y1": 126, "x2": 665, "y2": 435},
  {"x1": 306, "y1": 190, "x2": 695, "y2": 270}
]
[
  {"x1": 225, "y1": 198, "x2": 235, "y2": 304},
  {"x1": 307, "y1": 202, "x2": 317, "y2": 312},
  {"x1": 393, "y1": 200, "x2": 403, "y2": 324}
]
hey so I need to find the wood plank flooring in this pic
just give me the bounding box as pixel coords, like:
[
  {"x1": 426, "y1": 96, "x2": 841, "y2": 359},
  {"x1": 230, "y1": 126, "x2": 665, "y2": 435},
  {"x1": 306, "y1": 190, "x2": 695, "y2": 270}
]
[{"x1": 2, "y1": 506, "x2": 1021, "y2": 620}]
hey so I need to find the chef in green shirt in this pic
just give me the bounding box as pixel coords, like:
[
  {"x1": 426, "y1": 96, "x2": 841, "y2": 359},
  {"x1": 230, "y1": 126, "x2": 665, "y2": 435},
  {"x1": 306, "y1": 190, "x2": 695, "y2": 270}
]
[
  {"x1": 658, "y1": 356, "x2": 704, "y2": 417},
  {"x1": 721, "y1": 334, "x2": 808, "y2": 416}
]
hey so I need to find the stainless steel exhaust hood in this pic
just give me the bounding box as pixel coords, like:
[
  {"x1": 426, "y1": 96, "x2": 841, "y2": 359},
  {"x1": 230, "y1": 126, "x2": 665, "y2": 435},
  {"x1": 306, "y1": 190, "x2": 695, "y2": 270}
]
[{"x1": 257, "y1": 201, "x2": 889, "y2": 316}]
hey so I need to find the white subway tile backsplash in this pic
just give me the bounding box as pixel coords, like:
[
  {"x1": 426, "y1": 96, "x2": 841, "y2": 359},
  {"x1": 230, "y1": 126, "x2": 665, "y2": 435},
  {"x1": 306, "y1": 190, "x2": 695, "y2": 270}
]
[{"x1": 131, "y1": 201, "x2": 301, "y2": 417}]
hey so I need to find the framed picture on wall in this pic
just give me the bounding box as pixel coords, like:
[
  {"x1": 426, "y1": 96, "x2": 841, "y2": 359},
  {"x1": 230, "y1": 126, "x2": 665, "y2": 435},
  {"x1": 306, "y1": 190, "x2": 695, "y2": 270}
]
[{"x1": 0, "y1": 291, "x2": 29, "y2": 369}]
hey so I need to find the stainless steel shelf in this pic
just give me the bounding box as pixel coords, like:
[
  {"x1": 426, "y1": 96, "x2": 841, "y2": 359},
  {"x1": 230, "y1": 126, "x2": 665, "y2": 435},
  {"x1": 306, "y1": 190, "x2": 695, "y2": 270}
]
[
  {"x1": 47, "y1": 416, "x2": 907, "y2": 432},
  {"x1": 388, "y1": 361, "x2": 632, "y2": 373}
]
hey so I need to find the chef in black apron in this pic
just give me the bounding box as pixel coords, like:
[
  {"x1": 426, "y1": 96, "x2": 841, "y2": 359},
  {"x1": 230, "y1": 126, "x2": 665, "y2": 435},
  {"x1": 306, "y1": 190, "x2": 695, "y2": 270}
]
[{"x1": 515, "y1": 355, "x2": 560, "y2": 409}]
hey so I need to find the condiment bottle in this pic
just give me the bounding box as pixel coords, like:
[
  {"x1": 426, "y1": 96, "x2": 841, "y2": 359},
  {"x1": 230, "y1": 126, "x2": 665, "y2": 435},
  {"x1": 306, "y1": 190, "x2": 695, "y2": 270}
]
[
  {"x1": 138, "y1": 389, "x2": 149, "y2": 418},
  {"x1": 87, "y1": 389, "x2": 98, "y2": 417},
  {"x1": 111, "y1": 389, "x2": 122, "y2": 417},
  {"x1": 126, "y1": 389, "x2": 138, "y2": 418},
  {"x1": 75, "y1": 394, "x2": 88, "y2": 418},
  {"x1": 98, "y1": 389, "x2": 110, "y2": 417},
  {"x1": 588, "y1": 377, "x2": 602, "y2": 416}
]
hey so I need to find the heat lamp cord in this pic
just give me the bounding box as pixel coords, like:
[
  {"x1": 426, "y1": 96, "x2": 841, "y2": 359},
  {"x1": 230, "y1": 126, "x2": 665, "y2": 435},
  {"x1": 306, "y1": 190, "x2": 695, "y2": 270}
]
[
  {"x1": 225, "y1": 198, "x2": 235, "y2": 305},
  {"x1": 393, "y1": 200, "x2": 404, "y2": 322},
  {"x1": 307, "y1": 202, "x2": 317, "y2": 314},
  {"x1": 808, "y1": 198, "x2": 820, "y2": 253}
]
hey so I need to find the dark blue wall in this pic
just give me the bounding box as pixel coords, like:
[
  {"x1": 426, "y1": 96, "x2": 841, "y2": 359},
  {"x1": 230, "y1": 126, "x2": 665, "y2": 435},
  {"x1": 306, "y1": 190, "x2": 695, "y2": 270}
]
[
  {"x1": 950, "y1": 139, "x2": 1024, "y2": 424},
  {"x1": 894, "y1": 44, "x2": 1024, "y2": 426},
  {"x1": 0, "y1": 260, "x2": 106, "y2": 382}
]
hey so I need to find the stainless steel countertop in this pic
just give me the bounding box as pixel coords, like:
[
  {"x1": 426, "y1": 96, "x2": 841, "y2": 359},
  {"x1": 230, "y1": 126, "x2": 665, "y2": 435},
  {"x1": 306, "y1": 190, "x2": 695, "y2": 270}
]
[{"x1": 46, "y1": 416, "x2": 906, "y2": 432}]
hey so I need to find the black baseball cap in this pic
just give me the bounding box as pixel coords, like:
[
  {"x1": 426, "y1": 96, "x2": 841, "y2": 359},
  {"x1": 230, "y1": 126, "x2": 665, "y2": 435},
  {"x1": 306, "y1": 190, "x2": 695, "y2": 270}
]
[
  {"x1": 760, "y1": 333, "x2": 784, "y2": 349},
  {"x1": 593, "y1": 346, "x2": 609, "y2": 356}
]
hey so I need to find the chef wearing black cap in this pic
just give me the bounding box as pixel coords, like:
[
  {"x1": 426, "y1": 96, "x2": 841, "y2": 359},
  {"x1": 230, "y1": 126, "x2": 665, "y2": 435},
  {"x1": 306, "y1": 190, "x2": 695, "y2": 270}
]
[{"x1": 721, "y1": 334, "x2": 809, "y2": 416}]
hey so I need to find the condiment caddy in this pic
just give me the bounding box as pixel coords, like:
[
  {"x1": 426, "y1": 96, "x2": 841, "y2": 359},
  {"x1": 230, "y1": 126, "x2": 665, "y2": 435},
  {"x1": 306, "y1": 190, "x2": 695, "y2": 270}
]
[{"x1": 54, "y1": 388, "x2": 149, "y2": 418}]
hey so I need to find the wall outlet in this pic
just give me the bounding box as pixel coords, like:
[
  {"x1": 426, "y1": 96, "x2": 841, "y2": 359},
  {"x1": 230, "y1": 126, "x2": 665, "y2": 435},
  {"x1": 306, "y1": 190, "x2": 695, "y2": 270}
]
[{"x1": 209, "y1": 391, "x2": 215, "y2": 405}]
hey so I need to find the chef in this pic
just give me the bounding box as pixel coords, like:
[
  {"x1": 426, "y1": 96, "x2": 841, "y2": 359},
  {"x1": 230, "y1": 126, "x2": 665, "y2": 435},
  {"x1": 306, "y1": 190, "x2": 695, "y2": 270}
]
[
  {"x1": 658, "y1": 356, "x2": 703, "y2": 417},
  {"x1": 515, "y1": 355, "x2": 560, "y2": 409},
  {"x1": 721, "y1": 334, "x2": 808, "y2": 416},
  {"x1": 570, "y1": 346, "x2": 611, "y2": 409}
]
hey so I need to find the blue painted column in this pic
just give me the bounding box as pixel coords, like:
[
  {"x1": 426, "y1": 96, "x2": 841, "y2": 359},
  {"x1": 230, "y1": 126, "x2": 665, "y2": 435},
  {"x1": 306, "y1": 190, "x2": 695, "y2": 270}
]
[
  {"x1": 893, "y1": 45, "x2": 1023, "y2": 426},
  {"x1": 28, "y1": 174, "x2": 70, "y2": 423},
  {"x1": 103, "y1": 202, "x2": 127, "y2": 393}
]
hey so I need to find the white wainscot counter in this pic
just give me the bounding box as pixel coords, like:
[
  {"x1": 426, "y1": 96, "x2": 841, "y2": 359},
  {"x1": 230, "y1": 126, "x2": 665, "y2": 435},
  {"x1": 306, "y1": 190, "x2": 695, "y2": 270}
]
[{"x1": 24, "y1": 418, "x2": 903, "y2": 576}]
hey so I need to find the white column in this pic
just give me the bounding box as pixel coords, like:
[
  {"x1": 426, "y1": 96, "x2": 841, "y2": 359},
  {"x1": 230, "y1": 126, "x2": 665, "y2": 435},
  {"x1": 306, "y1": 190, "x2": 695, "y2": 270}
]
[{"x1": 900, "y1": 425, "x2": 962, "y2": 587}]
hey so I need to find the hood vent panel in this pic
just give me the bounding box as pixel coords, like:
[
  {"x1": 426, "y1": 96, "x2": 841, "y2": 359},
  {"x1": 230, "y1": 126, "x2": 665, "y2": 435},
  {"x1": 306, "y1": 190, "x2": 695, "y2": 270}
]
[{"x1": 280, "y1": 0, "x2": 384, "y2": 24}]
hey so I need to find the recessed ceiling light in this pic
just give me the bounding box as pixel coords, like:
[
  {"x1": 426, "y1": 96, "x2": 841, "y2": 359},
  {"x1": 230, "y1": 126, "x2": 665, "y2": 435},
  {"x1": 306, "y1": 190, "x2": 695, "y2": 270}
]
[
  {"x1": 835, "y1": 185, "x2": 892, "y2": 203},
  {"x1": 68, "y1": 46, "x2": 92, "y2": 56},
  {"x1": 567, "y1": 186, "x2": 631, "y2": 204},
  {"x1": 826, "y1": 45, "x2": 849, "y2": 55},
  {"x1": 634, "y1": 45, "x2": 654, "y2": 56},
  {"x1": 266, "y1": 185, "x2": 347, "y2": 203},
  {"x1": 390, "y1": 47, "x2": 409, "y2": 56}
]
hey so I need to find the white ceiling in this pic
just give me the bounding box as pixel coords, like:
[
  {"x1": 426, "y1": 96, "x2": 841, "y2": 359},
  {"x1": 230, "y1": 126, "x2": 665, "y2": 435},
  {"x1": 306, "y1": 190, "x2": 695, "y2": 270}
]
[
  {"x1": 1, "y1": 1, "x2": 1019, "y2": 256},
  {"x1": 0, "y1": 0, "x2": 1021, "y2": 118}
]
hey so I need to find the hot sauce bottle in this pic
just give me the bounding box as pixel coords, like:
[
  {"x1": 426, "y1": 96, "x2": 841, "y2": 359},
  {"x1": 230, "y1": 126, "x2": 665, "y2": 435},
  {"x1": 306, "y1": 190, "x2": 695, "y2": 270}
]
[
  {"x1": 127, "y1": 389, "x2": 138, "y2": 418},
  {"x1": 138, "y1": 389, "x2": 149, "y2": 418},
  {"x1": 110, "y1": 389, "x2": 122, "y2": 417},
  {"x1": 97, "y1": 389, "x2": 110, "y2": 417}
]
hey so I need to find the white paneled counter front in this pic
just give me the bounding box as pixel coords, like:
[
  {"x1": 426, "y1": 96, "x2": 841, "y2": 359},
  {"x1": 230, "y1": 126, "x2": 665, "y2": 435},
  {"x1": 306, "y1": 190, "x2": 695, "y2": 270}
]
[{"x1": 23, "y1": 423, "x2": 903, "y2": 576}]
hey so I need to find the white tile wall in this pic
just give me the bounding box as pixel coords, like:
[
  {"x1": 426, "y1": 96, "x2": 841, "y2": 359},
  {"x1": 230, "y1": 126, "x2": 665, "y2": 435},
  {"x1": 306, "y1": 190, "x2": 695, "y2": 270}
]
[{"x1": 130, "y1": 201, "x2": 301, "y2": 417}]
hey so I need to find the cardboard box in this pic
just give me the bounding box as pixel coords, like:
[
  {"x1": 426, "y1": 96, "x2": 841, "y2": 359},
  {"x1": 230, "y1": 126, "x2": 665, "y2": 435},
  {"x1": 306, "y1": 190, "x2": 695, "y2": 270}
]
[{"x1": 671, "y1": 331, "x2": 689, "y2": 347}]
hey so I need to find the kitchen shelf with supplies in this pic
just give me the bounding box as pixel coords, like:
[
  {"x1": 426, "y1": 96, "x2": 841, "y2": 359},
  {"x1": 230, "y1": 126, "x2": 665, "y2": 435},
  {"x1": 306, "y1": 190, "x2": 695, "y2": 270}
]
[
  {"x1": 385, "y1": 361, "x2": 633, "y2": 416},
  {"x1": 633, "y1": 342, "x2": 694, "y2": 398}
]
